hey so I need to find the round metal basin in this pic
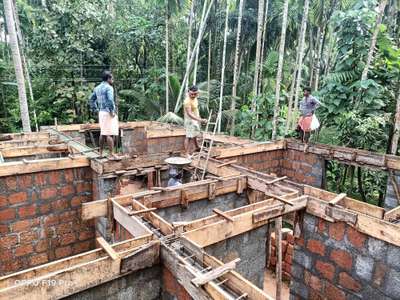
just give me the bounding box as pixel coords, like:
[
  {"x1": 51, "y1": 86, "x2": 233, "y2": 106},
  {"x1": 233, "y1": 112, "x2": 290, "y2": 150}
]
[{"x1": 164, "y1": 157, "x2": 192, "y2": 167}]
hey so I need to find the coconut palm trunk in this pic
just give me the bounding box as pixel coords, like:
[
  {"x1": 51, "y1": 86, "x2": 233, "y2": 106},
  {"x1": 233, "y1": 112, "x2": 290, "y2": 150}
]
[
  {"x1": 361, "y1": 0, "x2": 388, "y2": 81},
  {"x1": 193, "y1": 0, "x2": 208, "y2": 85},
  {"x1": 391, "y1": 87, "x2": 400, "y2": 155},
  {"x1": 185, "y1": 0, "x2": 195, "y2": 90},
  {"x1": 230, "y1": 0, "x2": 245, "y2": 135},
  {"x1": 217, "y1": 1, "x2": 230, "y2": 133},
  {"x1": 291, "y1": 0, "x2": 310, "y2": 130},
  {"x1": 250, "y1": 0, "x2": 265, "y2": 137},
  {"x1": 258, "y1": 0, "x2": 269, "y2": 95},
  {"x1": 271, "y1": 0, "x2": 289, "y2": 140},
  {"x1": 3, "y1": 0, "x2": 31, "y2": 132},
  {"x1": 165, "y1": 0, "x2": 170, "y2": 112},
  {"x1": 174, "y1": 0, "x2": 215, "y2": 113}
]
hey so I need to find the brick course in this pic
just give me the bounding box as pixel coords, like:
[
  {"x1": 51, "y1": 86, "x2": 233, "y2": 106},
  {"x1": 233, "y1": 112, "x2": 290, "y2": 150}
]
[
  {"x1": 290, "y1": 213, "x2": 400, "y2": 299},
  {"x1": 0, "y1": 167, "x2": 95, "y2": 275}
]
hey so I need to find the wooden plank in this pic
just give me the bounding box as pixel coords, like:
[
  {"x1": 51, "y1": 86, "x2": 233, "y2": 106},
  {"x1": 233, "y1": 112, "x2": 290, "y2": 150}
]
[
  {"x1": 97, "y1": 153, "x2": 170, "y2": 174},
  {"x1": 47, "y1": 128, "x2": 99, "y2": 159},
  {"x1": 192, "y1": 258, "x2": 240, "y2": 286},
  {"x1": 183, "y1": 197, "x2": 306, "y2": 247},
  {"x1": 97, "y1": 237, "x2": 119, "y2": 260},
  {"x1": 181, "y1": 199, "x2": 277, "y2": 233},
  {"x1": 384, "y1": 206, "x2": 400, "y2": 222},
  {"x1": 0, "y1": 239, "x2": 158, "y2": 300},
  {"x1": 216, "y1": 140, "x2": 285, "y2": 159},
  {"x1": 325, "y1": 206, "x2": 358, "y2": 225},
  {"x1": 213, "y1": 208, "x2": 235, "y2": 222},
  {"x1": 146, "y1": 128, "x2": 186, "y2": 138},
  {"x1": 203, "y1": 255, "x2": 273, "y2": 300},
  {"x1": 252, "y1": 204, "x2": 284, "y2": 223},
  {"x1": 192, "y1": 158, "x2": 241, "y2": 177},
  {"x1": 0, "y1": 156, "x2": 89, "y2": 177},
  {"x1": 0, "y1": 235, "x2": 153, "y2": 290},
  {"x1": 216, "y1": 160, "x2": 238, "y2": 168},
  {"x1": 328, "y1": 193, "x2": 347, "y2": 206},
  {"x1": 128, "y1": 208, "x2": 157, "y2": 216},
  {"x1": 0, "y1": 144, "x2": 69, "y2": 158},
  {"x1": 120, "y1": 241, "x2": 160, "y2": 273},
  {"x1": 112, "y1": 199, "x2": 153, "y2": 237},
  {"x1": 304, "y1": 185, "x2": 384, "y2": 219},
  {"x1": 266, "y1": 176, "x2": 288, "y2": 185},
  {"x1": 306, "y1": 196, "x2": 400, "y2": 247},
  {"x1": 131, "y1": 199, "x2": 173, "y2": 235},
  {"x1": 160, "y1": 244, "x2": 211, "y2": 300}
]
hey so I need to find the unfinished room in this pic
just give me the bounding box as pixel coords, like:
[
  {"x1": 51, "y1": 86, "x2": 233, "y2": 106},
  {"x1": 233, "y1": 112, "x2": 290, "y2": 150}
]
[{"x1": 0, "y1": 121, "x2": 400, "y2": 300}]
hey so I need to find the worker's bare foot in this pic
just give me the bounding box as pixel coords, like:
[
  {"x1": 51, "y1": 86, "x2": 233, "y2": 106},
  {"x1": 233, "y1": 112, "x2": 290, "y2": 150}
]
[{"x1": 303, "y1": 144, "x2": 309, "y2": 153}]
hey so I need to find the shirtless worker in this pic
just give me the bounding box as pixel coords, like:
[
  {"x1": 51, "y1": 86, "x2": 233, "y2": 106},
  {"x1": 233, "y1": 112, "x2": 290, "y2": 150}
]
[
  {"x1": 89, "y1": 71, "x2": 119, "y2": 160},
  {"x1": 183, "y1": 85, "x2": 207, "y2": 157}
]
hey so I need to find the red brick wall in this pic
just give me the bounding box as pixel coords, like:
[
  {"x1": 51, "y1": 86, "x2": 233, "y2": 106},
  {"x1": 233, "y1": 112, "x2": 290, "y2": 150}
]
[
  {"x1": 147, "y1": 136, "x2": 185, "y2": 154},
  {"x1": 290, "y1": 214, "x2": 399, "y2": 299},
  {"x1": 269, "y1": 230, "x2": 294, "y2": 281},
  {"x1": 280, "y1": 149, "x2": 323, "y2": 187},
  {"x1": 162, "y1": 267, "x2": 191, "y2": 300},
  {"x1": 0, "y1": 168, "x2": 95, "y2": 275},
  {"x1": 229, "y1": 150, "x2": 283, "y2": 175}
]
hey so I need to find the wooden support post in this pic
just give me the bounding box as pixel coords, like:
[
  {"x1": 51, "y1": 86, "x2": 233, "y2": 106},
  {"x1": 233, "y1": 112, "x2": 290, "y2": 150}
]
[
  {"x1": 328, "y1": 193, "x2": 347, "y2": 206},
  {"x1": 147, "y1": 171, "x2": 154, "y2": 189},
  {"x1": 209, "y1": 182, "x2": 216, "y2": 200},
  {"x1": 213, "y1": 208, "x2": 234, "y2": 222},
  {"x1": 181, "y1": 190, "x2": 188, "y2": 209},
  {"x1": 275, "y1": 217, "x2": 282, "y2": 300},
  {"x1": 237, "y1": 177, "x2": 246, "y2": 194},
  {"x1": 107, "y1": 197, "x2": 114, "y2": 232},
  {"x1": 96, "y1": 237, "x2": 119, "y2": 260},
  {"x1": 155, "y1": 165, "x2": 162, "y2": 187}
]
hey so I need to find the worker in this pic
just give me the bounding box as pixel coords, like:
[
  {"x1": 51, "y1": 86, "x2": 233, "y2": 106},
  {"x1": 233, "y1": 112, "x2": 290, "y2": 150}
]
[
  {"x1": 89, "y1": 71, "x2": 119, "y2": 160},
  {"x1": 167, "y1": 168, "x2": 183, "y2": 187},
  {"x1": 297, "y1": 87, "x2": 320, "y2": 144},
  {"x1": 183, "y1": 85, "x2": 207, "y2": 158}
]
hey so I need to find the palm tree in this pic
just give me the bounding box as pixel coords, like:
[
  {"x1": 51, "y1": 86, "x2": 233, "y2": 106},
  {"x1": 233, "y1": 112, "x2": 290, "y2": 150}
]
[
  {"x1": 174, "y1": 0, "x2": 215, "y2": 113},
  {"x1": 3, "y1": 0, "x2": 31, "y2": 132},
  {"x1": 165, "y1": 0, "x2": 170, "y2": 112},
  {"x1": 229, "y1": 0, "x2": 245, "y2": 135},
  {"x1": 193, "y1": 0, "x2": 208, "y2": 85},
  {"x1": 258, "y1": 0, "x2": 269, "y2": 95},
  {"x1": 251, "y1": 0, "x2": 265, "y2": 137},
  {"x1": 271, "y1": 0, "x2": 289, "y2": 140},
  {"x1": 217, "y1": 0, "x2": 230, "y2": 133},
  {"x1": 291, "y1": 0, "x2": 310, "y2": 130},
  {"x1": 185, "y1": 0, "x2": 195, "y2": 90},
  {"x1": 361, "y1": 0, "x2": 388, "y2": 81}
]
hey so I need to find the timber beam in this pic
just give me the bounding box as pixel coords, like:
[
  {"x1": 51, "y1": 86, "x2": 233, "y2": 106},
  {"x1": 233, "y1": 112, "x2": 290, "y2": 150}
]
[{"x1": 0, "y1": 236, "x2": 158, "y2": 299}]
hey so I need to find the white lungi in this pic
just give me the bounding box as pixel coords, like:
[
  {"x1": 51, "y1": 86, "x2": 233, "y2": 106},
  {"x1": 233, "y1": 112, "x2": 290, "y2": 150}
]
[{"x1": 99, "y1": 111, "x2": 119, "y2": 136}]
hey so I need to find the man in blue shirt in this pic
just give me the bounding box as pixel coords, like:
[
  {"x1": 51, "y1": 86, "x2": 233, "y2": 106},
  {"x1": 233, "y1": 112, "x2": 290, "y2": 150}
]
[{"x1": 89, "y1": 71, "x2": 119, "y2": 159}]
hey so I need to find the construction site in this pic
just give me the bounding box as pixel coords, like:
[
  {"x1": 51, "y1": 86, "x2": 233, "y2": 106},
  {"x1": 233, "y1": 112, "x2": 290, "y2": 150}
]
[{"x1": 0, "y1": 121, "x2": 398, "y2": 300}]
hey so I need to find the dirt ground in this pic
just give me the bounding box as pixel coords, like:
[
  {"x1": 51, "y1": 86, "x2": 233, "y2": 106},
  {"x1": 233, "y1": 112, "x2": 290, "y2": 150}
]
[{"x1": 264, "y1": 269, "x2": 290, "y2": 299}]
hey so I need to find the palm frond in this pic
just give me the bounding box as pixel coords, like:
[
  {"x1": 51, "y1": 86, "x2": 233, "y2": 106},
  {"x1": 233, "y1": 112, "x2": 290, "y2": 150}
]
[{"x1": 158, "y1": 111, "x2": 184, "y2": 125}]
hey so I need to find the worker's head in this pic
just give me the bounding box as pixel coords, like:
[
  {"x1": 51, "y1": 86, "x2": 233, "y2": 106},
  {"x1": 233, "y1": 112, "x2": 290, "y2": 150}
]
[
  {"x1": 303, "y1": 87, "x2": 312, "y2": 97},
  {"x1": 188, "y1": 85, "x2": 199, "y2": 99},
  {"x1": 102, "y1": 71, "x2": 113, "y2": 85}
]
